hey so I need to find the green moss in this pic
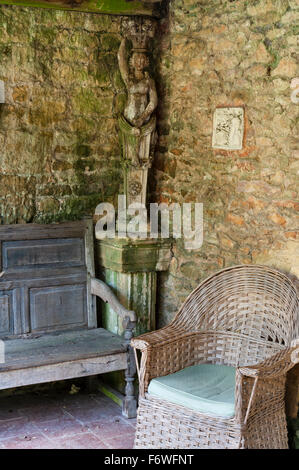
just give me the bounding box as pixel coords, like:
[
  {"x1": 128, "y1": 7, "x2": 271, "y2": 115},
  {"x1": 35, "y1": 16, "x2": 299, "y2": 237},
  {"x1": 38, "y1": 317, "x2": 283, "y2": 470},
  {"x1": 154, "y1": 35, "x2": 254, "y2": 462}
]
[
  {"x1": 90, "y1": 58, "x2": 111, "y2": 87},
  {"x1": 0, "y1": 0, "x2": 157, "y2": 17},
  {"x1": 0, "y1": 44, "x2": 12, "y2": 57},
  {"x1": 73, "y1": 157, "x2": 95, "y2": 172},
  {"x1": 172, "y1": 119, "x2": 185, "y2": 132},
  {"x1": 73, "y1": 89, "x2": 112, "y2": 115},
  {"x1": 103, "y1": 52, "x2": 118, "y2": 72},
  {"x1": 35, "y1": 193, "x2": 102, "y2": 223},
  {"x1": 76, "y1": 144, "x2": 91, "y2": 158},
  {"x1": 101, "y1": 34, "x2": 120, "y2": 52},
  {"x1": 113, "y1": 92, "x2": 127, "y2": 116},
  {"x1": 113, "y1": 69, "x2": 126, "y2": 92},
  {"x1": 268, "y1": 49, "x2": 281, "y2": 70},
  {"x1": 33, "y1": 27, "x2": 57, "y2": 47}
]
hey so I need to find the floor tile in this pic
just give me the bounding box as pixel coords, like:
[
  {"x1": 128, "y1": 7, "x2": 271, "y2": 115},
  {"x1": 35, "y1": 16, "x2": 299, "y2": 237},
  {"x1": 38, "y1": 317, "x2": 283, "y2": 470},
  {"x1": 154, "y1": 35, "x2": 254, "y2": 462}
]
[
  {"x1": 34, "y1": 415, "x2": 85, "y2": 439},
  {"x1": 23, "y1": 405, "x2": 66, "y2": 423},
  {"x1": 83, "y1": 417, "x2": 135, "y2": 440},
  {"x1": 0, "y1": 406, "x2": 24, "y2": 421},
  {"x1": 51, "y1": 432, "x2": 108, "y2": 449},
  {"x1": 0, "y1": 417, "x2": 39, "y2": 440},
  {"x1": 64, "y1": 402, "x2": 122, "y2": 424},
  {"x1": 104, "y1": 433, "x2": 135, "y2": 449},
  {"x1": 0, "y1": 390, "x2": 136, "y2": 449},
  {"x1": 1, "y1": 432, "x2": 56, "y2": 449}
]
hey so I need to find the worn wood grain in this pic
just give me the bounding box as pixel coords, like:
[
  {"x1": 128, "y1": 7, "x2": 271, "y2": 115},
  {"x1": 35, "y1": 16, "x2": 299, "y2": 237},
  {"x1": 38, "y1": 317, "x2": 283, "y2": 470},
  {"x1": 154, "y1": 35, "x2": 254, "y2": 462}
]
[
  {"x1": 0, "y1": 0, "x2": 159, "y2": 17},
  {"x1": 0, "y1": 328, "x2": 126, "y2": 371},
  {"x1": 91, "y1": 277, "x2": 136, "y2": 323},
  {"x1": 0, "y1": 220, "x2": 88, "y2": 241},
  {"x1": 85, "y1": 219, "x2": 97, "y2": 328},
  {"x1": 0, "y1": 353, "x2": 127, "y2": 390}
]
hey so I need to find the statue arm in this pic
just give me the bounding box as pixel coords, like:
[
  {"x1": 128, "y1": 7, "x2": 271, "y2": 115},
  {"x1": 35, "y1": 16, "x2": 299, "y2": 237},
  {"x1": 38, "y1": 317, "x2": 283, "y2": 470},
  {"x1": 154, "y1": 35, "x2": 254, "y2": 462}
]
[
  {"x1": 118, "y1": 38, "x2": 129, "y2": 86},
  {"x1": 146, "y1": 79, "x2": 158, "y2": 117}
]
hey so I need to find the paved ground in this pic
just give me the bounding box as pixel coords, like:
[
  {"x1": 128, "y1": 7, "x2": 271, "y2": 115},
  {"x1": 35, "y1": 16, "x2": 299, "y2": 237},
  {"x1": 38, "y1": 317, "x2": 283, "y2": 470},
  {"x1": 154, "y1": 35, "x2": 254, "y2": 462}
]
[{"x1": 0, "y1": 388, "x2": 136, "y2": 449}]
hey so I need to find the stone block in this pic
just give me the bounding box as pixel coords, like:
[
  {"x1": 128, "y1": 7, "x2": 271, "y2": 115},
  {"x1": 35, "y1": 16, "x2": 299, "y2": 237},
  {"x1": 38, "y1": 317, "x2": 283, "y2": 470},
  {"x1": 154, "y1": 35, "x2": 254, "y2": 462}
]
[{"x1": 96, "y1": 237, "x2": 172, "y2": 273}]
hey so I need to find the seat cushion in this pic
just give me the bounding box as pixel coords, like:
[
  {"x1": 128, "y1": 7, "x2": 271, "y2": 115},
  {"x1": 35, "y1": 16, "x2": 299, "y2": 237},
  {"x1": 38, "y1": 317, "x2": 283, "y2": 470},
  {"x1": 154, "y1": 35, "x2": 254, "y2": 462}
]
[{"x1": 147, "y1": 363, "x2": 236, "y2": 418}]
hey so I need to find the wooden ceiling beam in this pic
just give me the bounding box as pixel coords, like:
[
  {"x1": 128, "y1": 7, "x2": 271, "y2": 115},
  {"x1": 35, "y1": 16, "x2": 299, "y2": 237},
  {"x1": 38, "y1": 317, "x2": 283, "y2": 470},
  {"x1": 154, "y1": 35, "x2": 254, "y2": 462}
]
[{"x1": 0, "y1": 0, "x2": 162, "y2": 18}]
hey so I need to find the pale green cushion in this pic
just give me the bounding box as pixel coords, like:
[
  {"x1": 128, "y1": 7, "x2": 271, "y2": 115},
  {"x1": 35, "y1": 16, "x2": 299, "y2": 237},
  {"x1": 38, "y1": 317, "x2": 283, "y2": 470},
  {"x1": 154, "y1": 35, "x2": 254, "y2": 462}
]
[{"x1": 148, "y1": 364, "x2": 236, "y2": 418}]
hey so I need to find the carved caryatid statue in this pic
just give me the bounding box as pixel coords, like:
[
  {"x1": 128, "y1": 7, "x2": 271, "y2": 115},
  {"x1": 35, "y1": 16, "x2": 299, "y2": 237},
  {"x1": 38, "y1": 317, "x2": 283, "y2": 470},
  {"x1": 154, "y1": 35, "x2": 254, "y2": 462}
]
[{"x1": 118, "y1": 17, "x2": 158, "y2": 206}]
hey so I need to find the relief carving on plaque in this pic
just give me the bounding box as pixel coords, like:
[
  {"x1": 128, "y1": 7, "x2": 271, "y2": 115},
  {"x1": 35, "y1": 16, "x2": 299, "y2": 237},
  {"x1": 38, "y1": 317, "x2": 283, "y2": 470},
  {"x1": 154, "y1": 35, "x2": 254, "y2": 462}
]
[{"x1": 212, "y1": 107, "x2": 244, "y2": 150}]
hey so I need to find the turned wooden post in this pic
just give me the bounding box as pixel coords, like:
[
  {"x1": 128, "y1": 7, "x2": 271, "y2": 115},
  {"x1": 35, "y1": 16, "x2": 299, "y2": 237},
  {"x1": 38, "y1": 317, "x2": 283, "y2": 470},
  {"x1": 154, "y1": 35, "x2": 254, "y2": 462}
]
[{"x1": 122, "y1": 317, "x2": 137, "y2": 418}]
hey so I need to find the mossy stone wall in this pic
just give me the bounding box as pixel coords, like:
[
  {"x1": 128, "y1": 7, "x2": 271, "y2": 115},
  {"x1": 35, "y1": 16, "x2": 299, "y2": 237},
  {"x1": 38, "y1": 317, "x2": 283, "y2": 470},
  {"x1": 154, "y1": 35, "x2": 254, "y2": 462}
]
[{"x1": 0, "y1": 5, "x2": 126, "y2": 223}]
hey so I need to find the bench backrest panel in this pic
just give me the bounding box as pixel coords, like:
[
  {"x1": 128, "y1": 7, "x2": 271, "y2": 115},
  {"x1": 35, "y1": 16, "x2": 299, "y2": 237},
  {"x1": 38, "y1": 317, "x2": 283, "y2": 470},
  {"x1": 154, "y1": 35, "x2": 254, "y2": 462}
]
[{"x1": 0, "y1": 219, "x2": 96, "y2": 339}]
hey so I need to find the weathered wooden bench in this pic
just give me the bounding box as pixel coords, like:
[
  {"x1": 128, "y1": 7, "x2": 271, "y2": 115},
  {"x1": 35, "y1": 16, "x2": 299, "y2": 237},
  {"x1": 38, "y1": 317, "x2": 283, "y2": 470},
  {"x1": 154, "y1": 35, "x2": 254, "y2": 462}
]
[{"x1": 0, "y1": 219, "x2": 137, "y2": 418}]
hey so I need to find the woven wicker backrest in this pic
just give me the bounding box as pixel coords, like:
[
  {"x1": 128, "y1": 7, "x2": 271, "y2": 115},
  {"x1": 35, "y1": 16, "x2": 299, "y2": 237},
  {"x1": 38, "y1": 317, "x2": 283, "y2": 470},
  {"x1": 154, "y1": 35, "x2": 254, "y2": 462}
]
[{"x1": 174, "y1": 266, "x2": 299, "y2": 360}]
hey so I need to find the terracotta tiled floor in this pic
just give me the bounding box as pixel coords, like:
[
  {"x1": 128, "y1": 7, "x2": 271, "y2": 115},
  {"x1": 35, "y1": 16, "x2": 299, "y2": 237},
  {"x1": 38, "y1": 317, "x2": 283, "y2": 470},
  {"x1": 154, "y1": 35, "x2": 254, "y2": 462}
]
[{"x1": 0, "y1": 389, "x2": 136, "y2": 449}]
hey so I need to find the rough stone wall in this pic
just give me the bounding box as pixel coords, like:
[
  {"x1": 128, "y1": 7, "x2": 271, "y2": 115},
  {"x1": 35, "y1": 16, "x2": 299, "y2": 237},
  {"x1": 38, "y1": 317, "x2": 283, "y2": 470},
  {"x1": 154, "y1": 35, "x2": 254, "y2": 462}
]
[
  {"x1": 153, "y1": 0, "x2": 299, "y2": 326},
  {"x1": 0, "y1": 2, "x2": 298, "y2": 322},
  {"x1": 0, "y1": 6, "x2": 125, "y2": 223}
]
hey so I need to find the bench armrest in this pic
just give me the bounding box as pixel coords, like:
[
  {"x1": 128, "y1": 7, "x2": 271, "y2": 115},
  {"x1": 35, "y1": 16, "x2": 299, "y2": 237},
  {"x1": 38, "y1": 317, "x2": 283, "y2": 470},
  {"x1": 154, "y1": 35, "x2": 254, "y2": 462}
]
[
  {"x1": 91, "y1": 277, "x2": 137, "y2": 418},
  {"x1": 91, "y1": 278, "x2": 136, "y2": 327}
]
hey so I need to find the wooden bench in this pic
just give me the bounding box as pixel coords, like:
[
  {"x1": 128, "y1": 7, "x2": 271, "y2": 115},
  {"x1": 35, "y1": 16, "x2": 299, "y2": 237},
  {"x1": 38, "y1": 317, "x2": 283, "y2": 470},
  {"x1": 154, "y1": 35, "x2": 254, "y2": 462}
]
[{"x1": 0, "y1": 219, "x2": 137, "y2": 418}]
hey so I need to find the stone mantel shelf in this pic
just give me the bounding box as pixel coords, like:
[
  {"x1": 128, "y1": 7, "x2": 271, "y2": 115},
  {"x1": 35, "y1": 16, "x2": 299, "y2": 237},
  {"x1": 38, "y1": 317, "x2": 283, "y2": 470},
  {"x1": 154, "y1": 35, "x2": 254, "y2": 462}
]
[
  {"x1": 96, "y1": 237, "x2": 173, "y2": 273},
  {"x1": 0, "y1": 0, "x2": 163, "y2": 17}
]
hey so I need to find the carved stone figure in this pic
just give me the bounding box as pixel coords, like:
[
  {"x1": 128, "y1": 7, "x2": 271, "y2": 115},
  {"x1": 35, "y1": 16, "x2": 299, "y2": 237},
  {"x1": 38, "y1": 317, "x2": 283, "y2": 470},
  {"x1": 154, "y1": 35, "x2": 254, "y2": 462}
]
[{"x1": 117, "y1": 17, "x2": 158, "y2": 206}]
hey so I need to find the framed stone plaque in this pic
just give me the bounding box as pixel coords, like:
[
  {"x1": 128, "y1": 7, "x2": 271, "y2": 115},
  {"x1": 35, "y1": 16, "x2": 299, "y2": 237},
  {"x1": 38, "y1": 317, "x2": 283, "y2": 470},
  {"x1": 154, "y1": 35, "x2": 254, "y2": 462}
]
[
  {"x1": 0, "y1": 80, "x2": 4, "y2": 104},
  {"x1": 212, "y1": 107, "x2": 244, "y2": 150}
]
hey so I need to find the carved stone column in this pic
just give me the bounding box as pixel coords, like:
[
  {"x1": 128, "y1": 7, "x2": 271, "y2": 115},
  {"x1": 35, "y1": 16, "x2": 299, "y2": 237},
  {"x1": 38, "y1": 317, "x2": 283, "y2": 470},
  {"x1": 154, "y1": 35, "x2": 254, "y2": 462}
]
[{"x1": 117, "y1": 16, "x2": 158, "y2": 207}]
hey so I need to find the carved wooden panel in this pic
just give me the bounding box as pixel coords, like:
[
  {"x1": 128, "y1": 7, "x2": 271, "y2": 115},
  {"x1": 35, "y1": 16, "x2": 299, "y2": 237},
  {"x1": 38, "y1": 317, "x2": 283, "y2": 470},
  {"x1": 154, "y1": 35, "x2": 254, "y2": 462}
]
[
  {"x1": 0, "y1": 220, "x2": 96, "y2": 338},
  {"x1": 29, "y1": 284, "x2": 87, "y2": 333},
  {"x1": 2, "y1": 238, "x2": 84, "y2": 271},
  {"x1": 0, "y1": 290, "x2": 14, "y2": 337}
]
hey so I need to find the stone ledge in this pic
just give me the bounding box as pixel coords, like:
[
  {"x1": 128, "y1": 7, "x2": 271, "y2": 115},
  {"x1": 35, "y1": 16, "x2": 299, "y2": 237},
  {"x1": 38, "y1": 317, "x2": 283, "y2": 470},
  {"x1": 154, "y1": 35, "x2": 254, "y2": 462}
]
[{"x1": 96, "y1": 237, "x2": 172, "y2": 273}]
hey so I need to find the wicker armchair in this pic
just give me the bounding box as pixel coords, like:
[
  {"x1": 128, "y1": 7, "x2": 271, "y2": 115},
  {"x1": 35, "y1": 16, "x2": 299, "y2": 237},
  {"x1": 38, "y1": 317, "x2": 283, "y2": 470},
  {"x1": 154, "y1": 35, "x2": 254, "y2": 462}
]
[{"x1": 131, "y1": 265, "x2": 299, "y2": 449}]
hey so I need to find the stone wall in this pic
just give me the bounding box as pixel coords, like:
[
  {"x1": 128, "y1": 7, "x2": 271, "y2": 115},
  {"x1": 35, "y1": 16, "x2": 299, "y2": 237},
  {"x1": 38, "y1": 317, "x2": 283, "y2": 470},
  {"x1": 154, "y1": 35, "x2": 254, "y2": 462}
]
[
  {"x1": 153, "y1": 0, "x2": 299, "y2": 326},
  {"x1": 0, "y1": 6, "x2": 125, "y2": 223},
  {"x1": 0, "y1": 2, "x2": 298, "y2": 323}
]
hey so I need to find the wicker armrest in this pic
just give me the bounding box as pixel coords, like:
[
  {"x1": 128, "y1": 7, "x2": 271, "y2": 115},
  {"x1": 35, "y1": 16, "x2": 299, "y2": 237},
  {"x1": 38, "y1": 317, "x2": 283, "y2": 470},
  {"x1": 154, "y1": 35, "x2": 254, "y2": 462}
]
[
  {"x1": 238, "y1": 338, "x2": 299, "y2": 380},
  {"x1": 131, "y1": 325, "x2": 187, "y2": 351},
  {"x1": 235, "y1": 339, "x2": 299, "y2": 425}
]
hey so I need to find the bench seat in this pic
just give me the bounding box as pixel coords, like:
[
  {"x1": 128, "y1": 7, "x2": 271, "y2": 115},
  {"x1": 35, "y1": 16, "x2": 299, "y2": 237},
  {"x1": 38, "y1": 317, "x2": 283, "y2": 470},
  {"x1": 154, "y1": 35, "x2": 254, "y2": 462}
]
[{"x1": 0, "y1": 328, "x2": 128, "y2": 389}]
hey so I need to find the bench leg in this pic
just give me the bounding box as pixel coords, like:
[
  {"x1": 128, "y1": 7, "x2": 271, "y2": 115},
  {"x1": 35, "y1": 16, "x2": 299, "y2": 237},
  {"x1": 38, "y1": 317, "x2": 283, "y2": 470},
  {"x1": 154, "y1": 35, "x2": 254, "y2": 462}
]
[
  {"x1": 123, "y1": 375, "x2": 137, "y2": 419},
  {"x1": 122, "y1": 327, "x2": 137, "y2": 419}
]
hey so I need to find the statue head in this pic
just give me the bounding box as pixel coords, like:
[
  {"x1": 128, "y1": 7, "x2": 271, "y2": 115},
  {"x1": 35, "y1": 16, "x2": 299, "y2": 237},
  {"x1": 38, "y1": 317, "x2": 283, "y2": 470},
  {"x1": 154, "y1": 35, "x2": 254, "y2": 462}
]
[{"x1": 129, "y1": 51, "x2": 150, "y2": 73}]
